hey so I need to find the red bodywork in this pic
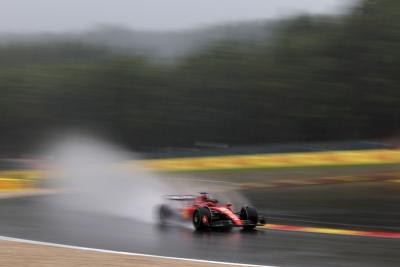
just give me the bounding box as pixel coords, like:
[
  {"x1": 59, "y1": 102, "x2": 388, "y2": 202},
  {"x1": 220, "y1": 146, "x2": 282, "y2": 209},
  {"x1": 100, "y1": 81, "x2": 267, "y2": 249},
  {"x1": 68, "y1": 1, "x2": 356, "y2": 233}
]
[{"x1": 177, "y1": 195, "x2": 243, "y2": 226}]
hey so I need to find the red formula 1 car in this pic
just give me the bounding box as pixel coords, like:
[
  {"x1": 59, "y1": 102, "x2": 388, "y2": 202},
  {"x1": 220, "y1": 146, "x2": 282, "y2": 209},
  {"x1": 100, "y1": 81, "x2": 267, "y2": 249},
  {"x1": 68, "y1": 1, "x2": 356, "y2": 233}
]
[{"x1": 158, "y1": 192, "x2": 265, "y2": 231}]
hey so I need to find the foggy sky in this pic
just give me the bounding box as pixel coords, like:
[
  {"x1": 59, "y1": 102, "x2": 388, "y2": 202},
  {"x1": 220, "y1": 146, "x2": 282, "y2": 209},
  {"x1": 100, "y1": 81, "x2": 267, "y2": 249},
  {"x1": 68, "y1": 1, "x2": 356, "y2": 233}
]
[{"x1": 0, "y1": 0, "x2": 356, "y2": 33}]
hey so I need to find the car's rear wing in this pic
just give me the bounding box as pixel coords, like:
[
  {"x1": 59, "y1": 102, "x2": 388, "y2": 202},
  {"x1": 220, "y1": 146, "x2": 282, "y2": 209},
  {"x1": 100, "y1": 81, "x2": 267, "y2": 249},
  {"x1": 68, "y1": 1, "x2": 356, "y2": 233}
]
[{"x1": 163, "y1": 195, "x2": 196, "y2": 201}]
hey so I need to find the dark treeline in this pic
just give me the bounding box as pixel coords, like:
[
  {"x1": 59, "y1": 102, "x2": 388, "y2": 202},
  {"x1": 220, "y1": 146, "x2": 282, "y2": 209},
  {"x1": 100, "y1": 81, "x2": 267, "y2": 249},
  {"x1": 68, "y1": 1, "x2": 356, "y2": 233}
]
[{"x1": 1, "y1": 0, "x2": 400, "y2": 154}]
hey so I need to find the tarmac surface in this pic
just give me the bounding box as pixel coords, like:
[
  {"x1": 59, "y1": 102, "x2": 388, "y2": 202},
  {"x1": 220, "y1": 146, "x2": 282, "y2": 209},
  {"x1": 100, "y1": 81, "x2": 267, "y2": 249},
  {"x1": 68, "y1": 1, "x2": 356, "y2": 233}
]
[{"x1": 0, "y1": 194, "x2": 399, "y2": 267}]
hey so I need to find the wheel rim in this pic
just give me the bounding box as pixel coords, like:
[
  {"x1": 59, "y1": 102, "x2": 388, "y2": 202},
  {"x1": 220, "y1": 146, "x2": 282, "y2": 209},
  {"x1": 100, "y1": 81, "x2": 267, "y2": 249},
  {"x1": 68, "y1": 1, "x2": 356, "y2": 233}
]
[
  {"x1": 194, "y1": 211, "x2": 200, "y2": 225},
  {"x1": 202, "y1": 215, "x2": 208, "y2": 225}
]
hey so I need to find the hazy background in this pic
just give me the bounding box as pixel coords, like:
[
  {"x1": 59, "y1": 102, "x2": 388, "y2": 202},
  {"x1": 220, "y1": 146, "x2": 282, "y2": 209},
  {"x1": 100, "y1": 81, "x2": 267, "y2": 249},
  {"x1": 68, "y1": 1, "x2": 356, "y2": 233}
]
[
  {"x1": 1, "y1": 0, "x2": 399, "y2": 156},
  {"x1": 0, "y1": 0, "x2": 354, "y2": 32}
]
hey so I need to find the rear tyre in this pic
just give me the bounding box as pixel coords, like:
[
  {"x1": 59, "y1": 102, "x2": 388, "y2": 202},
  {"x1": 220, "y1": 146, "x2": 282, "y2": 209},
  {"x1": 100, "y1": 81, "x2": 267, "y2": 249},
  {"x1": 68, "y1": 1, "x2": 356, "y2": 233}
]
[
  {"x1": 240, "y1": 206, "x2": 258, "y2": 230},
  {"x1": 158, "y1": 204, "x2": 174, "y2": 225},
  {"x1": 192, "y1": 207, "x2": 211, "y2": 231}
]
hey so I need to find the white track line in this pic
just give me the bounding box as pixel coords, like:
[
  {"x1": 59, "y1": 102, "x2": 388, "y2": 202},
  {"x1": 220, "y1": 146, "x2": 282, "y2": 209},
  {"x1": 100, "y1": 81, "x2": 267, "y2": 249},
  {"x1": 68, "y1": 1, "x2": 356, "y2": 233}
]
[{"x1": 0, "y1": 235, "x2": 275, "y2": 267}]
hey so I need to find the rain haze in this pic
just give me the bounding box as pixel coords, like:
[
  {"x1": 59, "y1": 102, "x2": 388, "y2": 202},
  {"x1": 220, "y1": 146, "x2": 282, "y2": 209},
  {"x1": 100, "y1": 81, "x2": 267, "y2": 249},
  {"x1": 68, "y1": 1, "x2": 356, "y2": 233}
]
[
  {"x1": 1, "y1": 0, "x2": 400, "y2": 266},
  {"x1": 0, "y1": 0, "x2": 354, "y2": 32}
]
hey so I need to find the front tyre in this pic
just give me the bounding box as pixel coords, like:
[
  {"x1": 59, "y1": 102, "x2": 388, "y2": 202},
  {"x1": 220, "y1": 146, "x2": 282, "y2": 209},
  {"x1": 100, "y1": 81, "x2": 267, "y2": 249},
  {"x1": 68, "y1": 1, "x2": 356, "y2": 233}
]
[
  {"x1": 192, "y1": 207, "x2": 211, "y2": 231},
  {"x1": 240, "y1": 206, "x2": 258, "y2": 230}
]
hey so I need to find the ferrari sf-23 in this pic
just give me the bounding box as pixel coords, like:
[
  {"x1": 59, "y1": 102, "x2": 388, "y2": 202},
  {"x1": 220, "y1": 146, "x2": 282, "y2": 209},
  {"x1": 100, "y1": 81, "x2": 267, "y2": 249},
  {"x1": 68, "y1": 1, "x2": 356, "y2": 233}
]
[{"x1": 158, "y1": 192, "x2": 265, "y2": 231}]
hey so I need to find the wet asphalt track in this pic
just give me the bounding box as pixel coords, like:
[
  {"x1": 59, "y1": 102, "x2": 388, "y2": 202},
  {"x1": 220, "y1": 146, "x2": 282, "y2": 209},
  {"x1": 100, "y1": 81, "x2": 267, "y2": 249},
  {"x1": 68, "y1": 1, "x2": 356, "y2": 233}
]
[{"x1": 0, "y1": 195, "x2": 399, "y2": 267}]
